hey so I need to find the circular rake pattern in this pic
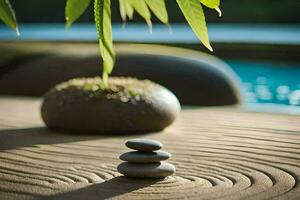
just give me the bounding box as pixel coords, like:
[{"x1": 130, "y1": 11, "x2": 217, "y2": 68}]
[{"x1": 0, "y1": 101, "x2": 299, "y2": 199}]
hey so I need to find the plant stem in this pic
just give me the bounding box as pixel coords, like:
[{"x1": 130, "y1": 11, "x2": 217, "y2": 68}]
[{"x1": 100, "y1": 71, "x2": 108, "y2": 89}]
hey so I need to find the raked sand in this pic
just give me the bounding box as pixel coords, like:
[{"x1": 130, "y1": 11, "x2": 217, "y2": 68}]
[{"x1": 0, "y1": 96, "x2": 299, "y2": 199}]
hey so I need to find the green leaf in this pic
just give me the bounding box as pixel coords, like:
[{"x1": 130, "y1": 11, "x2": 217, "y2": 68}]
[
  {"x1": 200, "y1": 0, "x2": 219, "y2": 8},
  {"x1": 145, "y1": 0, "x2": 168, "y2": 24},
  {"x1": 177, "y1": 0, "x2": 213, "y2": 51},
  {"x1": 119, "y1": 0, "x2": 127, "y2": 21},
  {"x1": 65, "y1": 0, "x2": 91, "y2": 28},
  {"x1": 119, "y1": 0, "x2": 134, "y2": 21},
  {"x1": 124, "y1": 0, "x2": 134, "y2": 20},
  {"x1": 0, "y1": 0, "x2": 18, "y2": 34},
  {"x1": 94, "y1": 0, "x2": 115, "y2": 86},
  {"x1": 200, "y1": 0, "x2": 221, "y2": 16},
  {"x1": 127, "y1": 0, "x2": 152, "y2": 27}
]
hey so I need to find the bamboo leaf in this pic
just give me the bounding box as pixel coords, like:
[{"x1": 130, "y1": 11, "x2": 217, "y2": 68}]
[
  {"x1": 127, "y1": 0, "x2": 152, "y2": 27},
  {"x1": 124, "y1": 0, "x2": 134, "y2": 20},
  {"x1": 200, "y1": 0, "x2": 219, "y2": 8},
  {"x1": 65, "y1": 0, "x2": 91, "y2": 28},
  {"x1": 145, "y1": 0, "x2": 168, "y2": 24},
  {"x1": 94, "y1": 0, "x2": 115, "y2": 86},
  {"x1": 177, "y1": 0, "x2": 213, "y2": 51},
  {"x1": 119, "y1": 0, "x2": 134, "y2": 21},
  {"x1": 215, "y1": 7, "x2": 221, "y2": 17},
  {"x1": 119, "y1": 0, "x2": 126, "y2": 21},
  {"x1": 0, "y1": 0, "x2": 18, "y2": 34},
  {"x1": 200, "y1": 0, "x2": 221, "y2": 16}
]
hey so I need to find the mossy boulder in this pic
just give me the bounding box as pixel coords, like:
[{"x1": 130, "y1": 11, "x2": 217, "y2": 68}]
[{"x1": 41, "y1": 77, "x2": 181, "y2": 133}]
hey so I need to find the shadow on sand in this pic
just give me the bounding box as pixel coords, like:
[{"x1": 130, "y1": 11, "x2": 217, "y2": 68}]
[
  {"x1": 0, "y1": 127, "x2": 161, "y2": 199},
  {"x1": 0, "y1": 127, "x2": 158, "y2": 151},
  {"x1": 0, "y1": 127, "x2": 106, "y2": 150},
  {"x1": 47, "y1": 176, "x2": 161, "y2": 200}
]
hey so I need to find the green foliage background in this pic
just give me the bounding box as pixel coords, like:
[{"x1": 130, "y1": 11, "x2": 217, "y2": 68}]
[
  {"x1": 0, "y1": 0, "x2": 221, "y2": 87},
  {"x1": 1, "y1": 0, "x2": 298, "y2": 86},
  {"x1": 7, "y1": 0, "x2": 299, "y2": 24}
]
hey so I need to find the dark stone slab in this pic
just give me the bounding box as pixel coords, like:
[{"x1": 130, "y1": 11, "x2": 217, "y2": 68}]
[{"x1": 0, "y1": 43, "x2": 242, "y2": 105}]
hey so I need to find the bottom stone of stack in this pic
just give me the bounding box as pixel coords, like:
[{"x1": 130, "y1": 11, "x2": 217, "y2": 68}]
[{"x1": 117, "y1": 162, "x2": 175, "y2": 178}]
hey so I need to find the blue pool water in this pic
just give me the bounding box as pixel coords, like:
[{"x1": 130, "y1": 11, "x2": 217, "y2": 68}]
[
  {"x1": 1, "y1": 23, "x2": 300, "y2": 45},
  {"x1": 227, "y1": 60, "x2": 300, "y2": 112}
]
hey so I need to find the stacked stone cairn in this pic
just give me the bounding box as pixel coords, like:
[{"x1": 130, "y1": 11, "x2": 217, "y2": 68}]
[{"x1": 117, "y1": 138, "x2": 175, "y2": 178}]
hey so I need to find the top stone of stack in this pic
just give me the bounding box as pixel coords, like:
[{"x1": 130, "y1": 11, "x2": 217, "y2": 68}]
[{"x1": 126, "y1": 138, "x2": 162, "y2": 152}]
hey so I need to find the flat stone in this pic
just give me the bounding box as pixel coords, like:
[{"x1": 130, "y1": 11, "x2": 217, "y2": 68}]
[
  {"x1": 126, "y1": 139, "x2": 162, "y2": 152},
  {"x1": 117, "y1": 162, "x2": 175, "y2": 178},
  {"x1": 120, "y1": 151, "x2": 171, "y2": 163}
]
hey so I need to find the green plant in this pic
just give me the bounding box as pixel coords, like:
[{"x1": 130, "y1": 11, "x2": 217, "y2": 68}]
[
  {"x1": 0, "y1": 0, "x2": 19, "y2": 35},
  {"x1": 0, "y1": 0, "x2": 221, "y2": 87}
]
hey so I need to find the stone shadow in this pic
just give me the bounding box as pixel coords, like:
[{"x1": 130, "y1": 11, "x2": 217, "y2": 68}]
[
  {"x1": 47, "y1": 176, "x2": 161, "y2": 200},
  {"x1": 0, "y1": 127, "x2": 158, "y2": 150}
]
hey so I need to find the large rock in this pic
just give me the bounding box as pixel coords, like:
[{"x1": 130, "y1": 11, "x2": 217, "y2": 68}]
[
  {"x1": 0, "y1": 43, "x2": 242, "y2": 105},
  {"x1": 41, "y1": 77, "x2": 181, "y2": 133}
]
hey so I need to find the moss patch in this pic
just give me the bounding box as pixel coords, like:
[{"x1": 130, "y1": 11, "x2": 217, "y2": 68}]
[{"x1": 54, "y1": 77, "x2": 161, "y2": 103}]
